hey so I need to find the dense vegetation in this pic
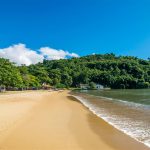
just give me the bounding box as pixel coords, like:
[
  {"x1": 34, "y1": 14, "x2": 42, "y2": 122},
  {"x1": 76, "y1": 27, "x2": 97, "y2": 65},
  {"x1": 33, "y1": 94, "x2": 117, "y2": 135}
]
[{"x1": 1, "y1": 53, "x2": 150, "y2": 90}]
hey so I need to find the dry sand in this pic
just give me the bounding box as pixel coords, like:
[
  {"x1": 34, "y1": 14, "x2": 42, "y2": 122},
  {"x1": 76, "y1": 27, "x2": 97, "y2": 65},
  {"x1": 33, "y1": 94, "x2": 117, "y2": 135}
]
[{"x1": 0, "y1": 90, "x2": 149, "y2": 150}]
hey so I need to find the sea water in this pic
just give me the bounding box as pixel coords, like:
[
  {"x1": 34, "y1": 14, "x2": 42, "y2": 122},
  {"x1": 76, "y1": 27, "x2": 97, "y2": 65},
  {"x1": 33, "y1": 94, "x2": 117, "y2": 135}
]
[{"x1": 71, "y1": 89, "x2": 150, "y2": 148}]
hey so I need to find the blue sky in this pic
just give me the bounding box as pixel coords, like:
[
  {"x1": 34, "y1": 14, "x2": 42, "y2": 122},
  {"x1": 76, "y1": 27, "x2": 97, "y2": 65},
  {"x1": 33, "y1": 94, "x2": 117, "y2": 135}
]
[{"x1": 0, "y1": 0, "x2": 150, "y2": 64}]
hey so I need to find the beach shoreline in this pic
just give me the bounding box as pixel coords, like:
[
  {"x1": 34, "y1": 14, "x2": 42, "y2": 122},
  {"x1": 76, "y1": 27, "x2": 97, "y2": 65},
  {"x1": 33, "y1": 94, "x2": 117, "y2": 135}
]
[{"x1": 0, "y1": 90, "x2": 149, "y2": 150}]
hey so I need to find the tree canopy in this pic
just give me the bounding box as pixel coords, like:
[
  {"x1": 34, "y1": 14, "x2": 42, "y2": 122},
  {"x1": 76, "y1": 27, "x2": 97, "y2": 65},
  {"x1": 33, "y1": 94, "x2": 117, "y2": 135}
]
[{"x1": 0, "y1": 54, "x2": 150, "y2": 90}]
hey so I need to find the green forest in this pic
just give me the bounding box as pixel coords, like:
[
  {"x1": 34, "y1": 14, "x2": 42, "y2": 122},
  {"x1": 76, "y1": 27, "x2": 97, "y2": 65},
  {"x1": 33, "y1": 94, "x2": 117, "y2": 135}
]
[{"x1": 1, "y1": 53, "x2": 150, "y2": 90}]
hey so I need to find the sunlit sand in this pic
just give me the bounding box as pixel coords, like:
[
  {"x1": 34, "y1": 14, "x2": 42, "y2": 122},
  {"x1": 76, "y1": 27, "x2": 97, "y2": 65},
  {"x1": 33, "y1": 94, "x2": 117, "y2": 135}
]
[{"x1": 0, "y1": 91, "x2": 149, "y2": 150}]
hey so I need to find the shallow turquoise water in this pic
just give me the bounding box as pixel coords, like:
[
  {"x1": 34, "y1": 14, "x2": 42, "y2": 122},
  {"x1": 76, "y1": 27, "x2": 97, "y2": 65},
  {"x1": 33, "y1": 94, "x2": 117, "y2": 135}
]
[
  {"x1": 78, "y1": 89, "x2": 150, "y2": 105},
  {"x1": 72, "y1": 89, "x2": 150, "y2": 147}
]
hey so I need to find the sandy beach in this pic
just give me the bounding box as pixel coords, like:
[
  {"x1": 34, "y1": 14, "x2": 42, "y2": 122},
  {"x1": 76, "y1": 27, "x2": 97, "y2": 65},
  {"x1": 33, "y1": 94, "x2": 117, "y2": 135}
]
[{"x1": 0, "y1": 90, "x2": 149, "y2": 150}]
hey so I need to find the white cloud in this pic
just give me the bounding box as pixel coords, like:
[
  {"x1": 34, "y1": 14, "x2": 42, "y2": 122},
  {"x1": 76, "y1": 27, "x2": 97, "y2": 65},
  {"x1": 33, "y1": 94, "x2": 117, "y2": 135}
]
[
  {"x1": 40, "y1": 47, "x2": 79, "y2": 60},
  {"x1": 0, "y1": 44, "x2": 44, "y2": 66},
  {"x1": 0, "y1": 43, "x2": 79, "y2": 65},
  {"x1": 66, "y1": 52, "x2": 79, "y2": 58}
]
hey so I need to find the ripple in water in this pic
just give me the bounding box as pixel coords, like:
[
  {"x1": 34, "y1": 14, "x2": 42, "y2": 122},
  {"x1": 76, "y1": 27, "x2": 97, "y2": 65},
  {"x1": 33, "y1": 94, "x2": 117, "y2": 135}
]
[{"x1": 71, "y1": 89, "x2": 150, "y2": 148}]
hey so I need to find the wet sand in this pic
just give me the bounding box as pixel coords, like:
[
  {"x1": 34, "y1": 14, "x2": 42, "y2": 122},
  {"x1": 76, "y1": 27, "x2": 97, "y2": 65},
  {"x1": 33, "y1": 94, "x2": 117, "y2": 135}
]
[{"x1": 0, "y1": 91, "x2": 149, "y2": 150}]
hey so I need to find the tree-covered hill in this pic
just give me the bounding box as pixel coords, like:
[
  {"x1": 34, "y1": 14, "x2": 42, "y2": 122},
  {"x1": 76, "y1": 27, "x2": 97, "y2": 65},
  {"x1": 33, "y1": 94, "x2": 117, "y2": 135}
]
[{"x1": 0, "y1": 53, "x2": 150, "y2": 90}]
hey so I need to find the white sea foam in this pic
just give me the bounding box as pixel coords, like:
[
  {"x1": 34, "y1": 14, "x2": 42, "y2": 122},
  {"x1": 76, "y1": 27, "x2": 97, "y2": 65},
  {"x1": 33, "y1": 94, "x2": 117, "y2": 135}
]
[{"x1": 71, "y1": 95, "x2": 150, "y2": 148}]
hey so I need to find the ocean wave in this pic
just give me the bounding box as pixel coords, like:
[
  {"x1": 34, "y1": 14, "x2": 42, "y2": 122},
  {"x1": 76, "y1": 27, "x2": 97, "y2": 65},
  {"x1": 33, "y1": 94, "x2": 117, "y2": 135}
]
[
  {"x1": 81, "y1": 93, "x2": 150, "y2": 110},
  {"x1": 71, "y1": 95, "x2": 150, "y2": 148}
]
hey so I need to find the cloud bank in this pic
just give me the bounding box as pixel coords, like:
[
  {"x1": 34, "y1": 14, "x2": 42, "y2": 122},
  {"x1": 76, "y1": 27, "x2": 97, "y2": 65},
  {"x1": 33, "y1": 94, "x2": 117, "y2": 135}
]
[
  {"x1": 40, "y1": 47, "x2": 79, "y2": 60},
  {"x1": 0, "y1": 43, "x2": 79, "y2": 65}
]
